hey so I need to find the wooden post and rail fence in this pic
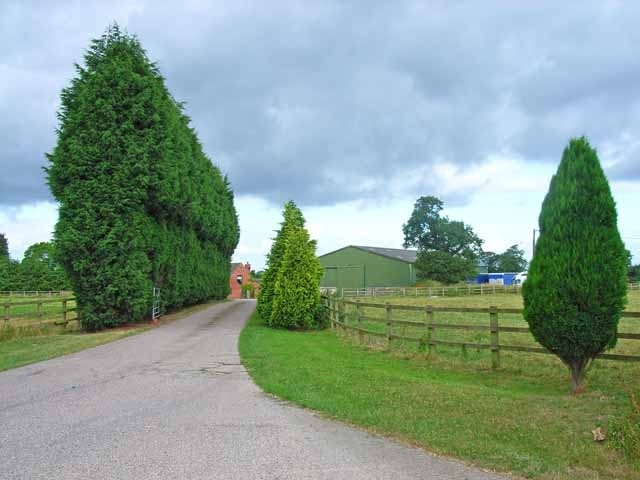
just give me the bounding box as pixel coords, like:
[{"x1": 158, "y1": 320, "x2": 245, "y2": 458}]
[
  {"x1": 1, "y1": 297, "x2": 78, "y2": 328},
  {"x1": 323, "y1": 296, "x2": 640, "y2": 367},
  {"x1": 323, "y1": 282, "x2": 640, "y2": 299}
]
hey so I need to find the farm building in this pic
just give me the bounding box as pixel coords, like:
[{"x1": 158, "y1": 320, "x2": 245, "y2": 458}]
[
  {"x1": 229, "y1": 262, "x2": 252, "y2": 299},
  {"x1": 475, "y1": 272, "x2": 519, "y2": 286},
  {"x1": 318, "y1": 245, "x2": 418, "y2": 289}
]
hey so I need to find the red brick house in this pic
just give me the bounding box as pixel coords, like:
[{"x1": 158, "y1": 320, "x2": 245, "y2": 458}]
[{"x1": 229, "y1": 262, "x2": 252, "y2": 299}]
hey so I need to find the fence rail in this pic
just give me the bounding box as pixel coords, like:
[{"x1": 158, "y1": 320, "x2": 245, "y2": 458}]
[
  {"x1": 0, "y1": 291, "x2": 73, "y2": 297},
  {"x1": 323, "y1": 282, "x2": 640, "y2": 299},
  {"x1": 324, "y1": 296, "x2": 640, "y2": 366},
  {"x1": 1, "y1": 297, "x2": 78, "y2": 327}
]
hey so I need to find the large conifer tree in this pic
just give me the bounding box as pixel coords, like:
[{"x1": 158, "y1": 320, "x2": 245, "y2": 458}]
[
  {"x1": 47, "y1": 25, "x2": 239, "y2": 329},
  {"x1": 523, "y1": 137, "x2": 627, "y2": 393}
]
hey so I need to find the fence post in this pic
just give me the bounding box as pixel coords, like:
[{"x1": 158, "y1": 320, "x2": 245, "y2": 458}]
[
  {"x1": 426, "y1": 305, "x2": 435, "y2": 356},
  {"x1": 328, "y1": 297, "x2": 335, "y2": 328},
  {"x1": 37, "y1": 301, "x2": 43, "y2": 324},
  {"x1": 490, "y1": 306, "x2": 500, "y2": 369},
  {"x1": 3, "y1": 302, "x2": 9, "y2": 324},
  {"x1": 356, "y1": 302, "x2": 363, "y2": 344},
  {"x1": 386, "y1": 303, "x2": 392, "y2": 349},
  {"x1": 62, "y1": 299, "x2": 68, "y2": 325}
]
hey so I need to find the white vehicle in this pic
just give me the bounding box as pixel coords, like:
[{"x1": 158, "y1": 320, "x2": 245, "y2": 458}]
[{"x1": 513, "y1": 272, "x2": 528, "y2": 285}]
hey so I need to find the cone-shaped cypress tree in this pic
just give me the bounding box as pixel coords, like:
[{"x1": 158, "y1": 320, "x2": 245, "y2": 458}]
[
  {"x1": 257, "y1": 201, "x2": 305, "y2": 323},
  {"x1": 523, "y1": 137, "x2": 627, "y2": 393},
  {"x1": 47, "y1": 25, "x2": 238, "y2": 329},
  {"x1": 270, "y1": 225, "x2": 324, "y2": 329}
]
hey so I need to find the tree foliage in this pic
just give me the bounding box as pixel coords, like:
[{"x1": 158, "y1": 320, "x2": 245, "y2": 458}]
[
  {"x1": 0, "y1": 235, "x2": 23, "y2": 292},
  {"x1": 0, "y1": 233, "x2": 8, "y2": 259},
  {"x1": 403, "y1": 196, "x2": 482, "y2": 257},
  {"x1": 482, "y1": 245, "x2": 528, "y2": 273},
  {"x1": 19, "y1": 242, "x2": 71, "y2": 291},
  {"x1": 257, "y1": 201, "x2": 305, "y2": 322},
  {"x1": 629, "y1": 264, "x2": 640, "y2": 282},
  {"x1": 415, "y1": 250, "x2": 476, "y2": 284},
  {"x1": 46, "y1": 25, "x2": 239, "y2": 330},
  {"x1": 0, "y1": 234, "x2": 9, "y2": 291},
  {"x1": 270, "y1": 226, "x2": 325, "y2": 329},
  {"x1": 403, "y1": 196, "x2": 483, "y2": 283},
  {"x1": 523, "y1": 137, "x2": 627, "y2": 393}
]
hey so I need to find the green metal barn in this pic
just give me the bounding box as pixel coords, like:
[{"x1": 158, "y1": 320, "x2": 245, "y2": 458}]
[{"x1": 318, "y1": 245, "x2": 417, "y2": 289}]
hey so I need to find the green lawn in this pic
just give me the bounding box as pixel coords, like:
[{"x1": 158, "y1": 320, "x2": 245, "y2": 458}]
[
  {"x1": 337, "y1": 290, "x2": 640, "y2": 361},
  {"x1": 240, "y1": 300, "x2": 640, "y2": 480},
  {"x1": 0, "y1": 294, "x2": 78, "y2": 337},
  {"x1": 0, "y1": 328, "x2": 147, "y2": 371}
]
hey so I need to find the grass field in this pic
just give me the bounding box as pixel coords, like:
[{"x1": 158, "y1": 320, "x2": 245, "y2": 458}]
[
  {"x1": 240, "y1": 292, "x2": 640, "y2": 480},
  {"x1": 339, "y1": 290, "x2": 640, "y2": 361},
  {"x1": 0, "y1": 328, "x2": 147, "y2": 371},
  {"x1": 0, "y1": 298, "x2": 225, "y2": 372},
  {"x1": 0, "y1": 295, "x2": 79, "y2": 341}
]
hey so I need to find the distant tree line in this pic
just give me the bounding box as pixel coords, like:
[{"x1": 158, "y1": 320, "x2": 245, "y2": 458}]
[
  {"x1": 0, "y1": 234, "x2": 71, "y2": 291},
  {"x1": 46, "y1": 26, "x2": 239, "y2": 330},
  {"x1": 402, "y1": 196, "x2": 530, "y2": 283},
  {"x1": 402, "y1": 194, "x2": 636, "y2": 286},
  {"x1": 481, "y1": 245, "x2": 528, "y2": 273}
]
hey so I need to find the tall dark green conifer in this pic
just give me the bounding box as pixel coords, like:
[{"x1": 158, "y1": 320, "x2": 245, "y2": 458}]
[
  {"x1": 523, "y1": 137, "x2": 627, "y2": 393},
  {"x1": 257, "y1": 201, "x2": 305, "y2": 323},
  {"x1": 47, "y1": 25, "x2": 239, "y2": 330}
]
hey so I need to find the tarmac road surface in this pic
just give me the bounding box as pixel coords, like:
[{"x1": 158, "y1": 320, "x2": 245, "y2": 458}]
[{"x1": 0, "y1": 299, "x2": 507, "y2": 479}]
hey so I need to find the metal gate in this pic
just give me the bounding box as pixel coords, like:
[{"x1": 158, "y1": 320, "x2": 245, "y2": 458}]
[{"x1": 152, "y1": 287, "x2": 161, "y2": 322}]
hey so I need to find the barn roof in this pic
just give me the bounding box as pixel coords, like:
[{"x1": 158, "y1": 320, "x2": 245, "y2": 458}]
[
  {"x1": 319, "y1": 245, "x2": 418, "y2": 264},
  {"x1": 353, "y1": 245, "x2": 418, "y2": 263}
]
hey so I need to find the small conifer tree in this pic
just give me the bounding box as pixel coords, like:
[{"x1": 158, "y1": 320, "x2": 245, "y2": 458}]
[
  {"x1": 270, "y1": 226, "x2": 324, "y2": 329},
  {"x1": 257, "y1": 201, "x2": 305, "y2": 323},
  {"x1": 523, "y1": 137, "x2": 627, "y2": 393}
]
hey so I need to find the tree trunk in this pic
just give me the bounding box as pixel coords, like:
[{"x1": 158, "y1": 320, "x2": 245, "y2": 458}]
[{"x1": 570, "y1": 360, "x2": 587, "y2": 394}]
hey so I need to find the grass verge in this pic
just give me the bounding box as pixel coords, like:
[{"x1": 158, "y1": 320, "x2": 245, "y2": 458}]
[
  {"x1": 0, "y1": 298, "x2": 225, "y2": 372},
  {"x1": 239, "y1": 309, "x2": 640, "y2": 480}
]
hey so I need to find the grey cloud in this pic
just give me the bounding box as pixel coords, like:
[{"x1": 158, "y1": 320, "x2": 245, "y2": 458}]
[{"x1": 2, "y1": 0, "x2": 640, "y2": 208}]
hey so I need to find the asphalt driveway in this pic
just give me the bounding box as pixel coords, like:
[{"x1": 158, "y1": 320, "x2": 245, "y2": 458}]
[{"x1": 0, "y1": 300, "x2": 506, "y2": 479}]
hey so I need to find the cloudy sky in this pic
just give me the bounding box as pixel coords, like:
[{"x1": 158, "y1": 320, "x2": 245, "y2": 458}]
[{"x1": 1, "y1": 0, "x2": 639, "y2": 269}]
